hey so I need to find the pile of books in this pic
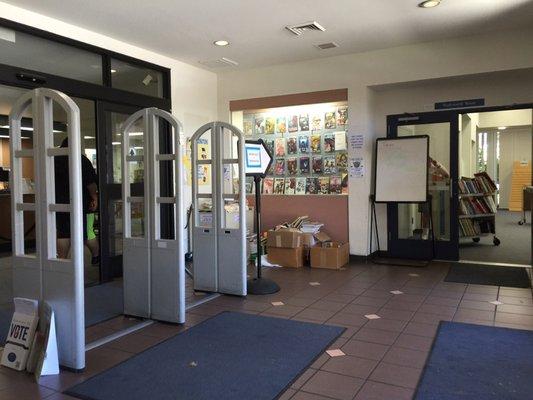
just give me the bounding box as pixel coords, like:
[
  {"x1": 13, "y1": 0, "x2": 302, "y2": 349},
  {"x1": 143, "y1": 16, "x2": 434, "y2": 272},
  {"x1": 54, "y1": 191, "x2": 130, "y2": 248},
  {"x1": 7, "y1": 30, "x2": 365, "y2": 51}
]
[
  {"x1": 459, "y1": 196, "x2": 497, "y2": 215},
  {"x1": 459, "y1": 219, "x2": 495, "y2": 237},
  {"x1": 459, "y1": 172, "x2": 497, "y2": 194},
  {"x1": 300, "y1": 221, "x2": 324, "y2": 234}
]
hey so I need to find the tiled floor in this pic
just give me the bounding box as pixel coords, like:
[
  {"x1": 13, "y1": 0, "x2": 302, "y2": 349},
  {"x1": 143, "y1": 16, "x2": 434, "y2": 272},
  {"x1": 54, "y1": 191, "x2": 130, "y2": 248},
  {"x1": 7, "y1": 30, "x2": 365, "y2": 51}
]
[{"x1": 0, "y1": 260, "x2": 532, "y2": 400}]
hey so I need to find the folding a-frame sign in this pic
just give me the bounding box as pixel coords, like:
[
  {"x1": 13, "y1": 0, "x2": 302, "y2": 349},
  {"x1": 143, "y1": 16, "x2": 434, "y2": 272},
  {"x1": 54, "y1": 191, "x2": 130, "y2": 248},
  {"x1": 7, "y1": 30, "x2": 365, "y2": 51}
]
[
  {"x1": 10, "y1": 88, "x2": 85, "y2": 371},
  {"x1": 191, "y1": 122, "x2": 247, "y2": 296},
  {"x1": 121, "y1": 108, "x2": 185, "y2": 323}
]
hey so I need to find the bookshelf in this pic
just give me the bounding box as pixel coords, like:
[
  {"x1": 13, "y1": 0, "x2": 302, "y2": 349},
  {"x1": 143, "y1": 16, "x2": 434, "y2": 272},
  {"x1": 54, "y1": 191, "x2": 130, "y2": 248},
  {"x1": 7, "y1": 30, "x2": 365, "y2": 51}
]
[{"x1": 458, "y1": 172, "x2": 500, "y2": 246}]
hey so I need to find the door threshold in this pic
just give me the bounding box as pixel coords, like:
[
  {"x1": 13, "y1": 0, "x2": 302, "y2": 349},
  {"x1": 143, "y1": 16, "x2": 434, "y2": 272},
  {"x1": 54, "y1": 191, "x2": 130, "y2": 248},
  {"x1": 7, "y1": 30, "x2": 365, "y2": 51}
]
[{"x1": 457, "y1": 259, "x2": 532, "y2": 268}]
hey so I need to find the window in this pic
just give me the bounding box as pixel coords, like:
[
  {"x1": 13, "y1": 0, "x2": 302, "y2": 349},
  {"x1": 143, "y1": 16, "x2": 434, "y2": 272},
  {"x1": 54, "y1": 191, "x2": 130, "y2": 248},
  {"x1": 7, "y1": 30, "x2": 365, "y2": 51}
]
[
  {"x1": 0, "y1": 27, "x2": 103, "y2": 84},
  {"x1": 111, "y1": 58, "x2": 164, "y2": 98}
]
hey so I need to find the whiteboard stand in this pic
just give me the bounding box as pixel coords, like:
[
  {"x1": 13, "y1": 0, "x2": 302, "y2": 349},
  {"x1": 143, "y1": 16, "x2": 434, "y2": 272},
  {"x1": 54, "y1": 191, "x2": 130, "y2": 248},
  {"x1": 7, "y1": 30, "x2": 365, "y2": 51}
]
[
  {"x1": 369, "y1": 194, "x2": 435, "y2": 267},
  {"x1": 370, "y1": 135, "x2": 435, "y2": 267}
]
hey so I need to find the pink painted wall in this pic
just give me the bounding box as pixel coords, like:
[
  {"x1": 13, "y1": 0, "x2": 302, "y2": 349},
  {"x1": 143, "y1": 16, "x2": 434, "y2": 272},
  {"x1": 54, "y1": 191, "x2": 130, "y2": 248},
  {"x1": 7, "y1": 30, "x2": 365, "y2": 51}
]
[{"x1": 247, "y1": 195, "x2": 349, "y2": 243}]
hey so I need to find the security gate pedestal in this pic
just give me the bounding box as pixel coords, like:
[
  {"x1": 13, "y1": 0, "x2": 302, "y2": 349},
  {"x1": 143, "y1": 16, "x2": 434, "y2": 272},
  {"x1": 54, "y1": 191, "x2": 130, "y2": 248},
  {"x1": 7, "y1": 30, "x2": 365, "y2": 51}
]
[
  {"x1": 10, "y1": 88, "x2": 85, "y2": 370},
  {"x1": 122, "y1": 108, "x2": 185, "y2": 324},
  {"x1": 191, "y1": 122, "x2": 246, "y2": 296}
]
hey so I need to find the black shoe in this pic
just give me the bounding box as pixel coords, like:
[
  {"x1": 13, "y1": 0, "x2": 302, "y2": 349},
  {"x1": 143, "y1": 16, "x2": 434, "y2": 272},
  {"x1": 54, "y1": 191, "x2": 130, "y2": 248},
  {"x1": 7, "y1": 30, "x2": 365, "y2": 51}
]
[{"x1": 91, "y1": 256, "x2": 100, "y2": 265}]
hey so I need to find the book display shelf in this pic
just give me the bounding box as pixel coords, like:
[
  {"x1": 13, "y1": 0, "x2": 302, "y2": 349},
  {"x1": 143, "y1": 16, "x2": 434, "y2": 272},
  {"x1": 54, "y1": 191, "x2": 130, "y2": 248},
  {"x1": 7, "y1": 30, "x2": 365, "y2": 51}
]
[{"x1": 458, "y1": 172, "x2": 500, "y2": 246}]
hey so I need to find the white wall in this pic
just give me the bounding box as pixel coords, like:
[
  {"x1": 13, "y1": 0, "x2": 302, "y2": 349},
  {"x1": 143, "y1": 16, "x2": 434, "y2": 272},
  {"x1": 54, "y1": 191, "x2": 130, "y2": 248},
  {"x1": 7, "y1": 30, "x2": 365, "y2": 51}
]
[
  {"x1": 218, "y1": 28, "x2": 533, "y2": 255},
  {"x1": 478, "y1": 110, "x2": 532, "y2": 128}
]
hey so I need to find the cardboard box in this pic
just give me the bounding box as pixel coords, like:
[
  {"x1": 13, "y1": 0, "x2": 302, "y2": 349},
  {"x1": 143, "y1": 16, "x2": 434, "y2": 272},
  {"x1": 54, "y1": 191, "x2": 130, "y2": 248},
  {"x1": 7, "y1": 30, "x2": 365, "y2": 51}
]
[
  {"x1": 267, "y1": 228, "x2": 302, "y2": 248},
  {"x1": 267, "y1": 246, "x2": 305, "y2": 268},
  {"x1": 310, "y1": 242, "x2": 350, "y2": 270},
  {"x1": 1, "y1": 298, "x2": 39, "y2": 371}
]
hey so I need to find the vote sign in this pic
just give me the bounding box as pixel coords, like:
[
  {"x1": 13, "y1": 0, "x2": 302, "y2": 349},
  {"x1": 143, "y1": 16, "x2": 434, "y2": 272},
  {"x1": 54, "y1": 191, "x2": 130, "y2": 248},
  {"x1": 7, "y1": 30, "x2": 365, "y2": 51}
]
[{"x1": 244, "y1": 139, "x2": 272, "y2": 177}]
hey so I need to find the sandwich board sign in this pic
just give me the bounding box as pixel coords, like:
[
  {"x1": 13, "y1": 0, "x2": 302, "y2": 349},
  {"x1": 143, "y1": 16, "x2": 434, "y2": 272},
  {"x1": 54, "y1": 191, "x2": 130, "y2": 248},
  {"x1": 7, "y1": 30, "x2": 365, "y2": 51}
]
[
  {"x1": 1, "y1": 297, "x2": 39, "y2": 371},
  {"x1": 244, "y1": 139, "x2": 272, "y2": 177}
]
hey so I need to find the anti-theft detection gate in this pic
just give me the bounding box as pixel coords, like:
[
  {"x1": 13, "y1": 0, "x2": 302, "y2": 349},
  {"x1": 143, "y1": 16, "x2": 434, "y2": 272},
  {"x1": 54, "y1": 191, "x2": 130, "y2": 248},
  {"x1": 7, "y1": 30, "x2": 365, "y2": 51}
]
[
  {"x1": 122, "y1": 108, "x2": 185, "y2": 323},
  {"x1": 10, "y1": 88, "x2": 85, "y2": 370},
  {"x1": 191, "y1": 122, "x2": 246, "y2": 296}
]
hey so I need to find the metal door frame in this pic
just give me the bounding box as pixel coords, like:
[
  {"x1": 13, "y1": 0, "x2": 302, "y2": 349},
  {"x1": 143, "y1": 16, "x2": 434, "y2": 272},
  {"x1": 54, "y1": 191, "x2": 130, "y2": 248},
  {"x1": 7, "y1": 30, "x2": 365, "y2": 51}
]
[
  {"x1": 191, "y1": 122, "x2": 246, "y2": 296},
  {"x1": 10, "y1": 88, "x2": 85, "y2": 370},
  {"x1": 122, "y1": 108, "x2": 185, "y2": 323}
]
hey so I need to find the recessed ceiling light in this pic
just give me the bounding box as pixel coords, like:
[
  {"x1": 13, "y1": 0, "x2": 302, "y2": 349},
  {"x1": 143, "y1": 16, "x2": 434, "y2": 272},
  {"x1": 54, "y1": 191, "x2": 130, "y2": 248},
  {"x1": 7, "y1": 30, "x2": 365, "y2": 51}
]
[
  {"x1": 418, "y1": 0, "x2": 441, "y2": 8},
  {"x1": 498, "y1": 126, "x2": 507, "y2": 130},
  {"x1": 111, "y1": 69, "x2": 117, "y2": 73},
  {"x1": 213, "y1": 40, "x2": 229, "y2": 47}
]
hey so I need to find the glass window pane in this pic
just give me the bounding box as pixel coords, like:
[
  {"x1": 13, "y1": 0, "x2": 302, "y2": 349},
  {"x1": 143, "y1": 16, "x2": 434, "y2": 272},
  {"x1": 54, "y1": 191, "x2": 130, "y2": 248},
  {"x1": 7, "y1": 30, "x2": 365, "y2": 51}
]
[
  {"x1": 0, "y1": 28, "x2": 102, "y2": 84},
  {"x1": 397, "y1": 122, "x2": 451, "y2": 241},
  {"x1": 111, "y1": 58, "x2": 164, "y2": 98}
]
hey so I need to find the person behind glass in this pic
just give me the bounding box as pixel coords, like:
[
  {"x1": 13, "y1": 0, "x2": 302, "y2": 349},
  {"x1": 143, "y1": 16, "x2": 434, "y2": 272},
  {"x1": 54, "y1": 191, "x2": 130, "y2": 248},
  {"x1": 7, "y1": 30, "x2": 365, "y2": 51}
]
[{"x1": 54, "y1": 137, "x2": 99, "y2": 262}]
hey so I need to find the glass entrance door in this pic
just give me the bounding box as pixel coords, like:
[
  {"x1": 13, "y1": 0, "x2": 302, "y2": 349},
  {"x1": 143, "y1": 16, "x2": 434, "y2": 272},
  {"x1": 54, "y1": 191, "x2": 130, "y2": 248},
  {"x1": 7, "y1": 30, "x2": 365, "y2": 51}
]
[
  {"x1": 97, "y1": 102, "x2": 142, "y2": 281},
  {"x1": 387, "y1": 112, "x2": 459, "y2": 260}
]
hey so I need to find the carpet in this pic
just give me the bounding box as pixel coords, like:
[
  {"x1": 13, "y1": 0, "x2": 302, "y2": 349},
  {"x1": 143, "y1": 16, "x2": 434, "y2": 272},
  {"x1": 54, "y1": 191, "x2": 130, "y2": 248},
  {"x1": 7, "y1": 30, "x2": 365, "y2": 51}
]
[
  {"x1": 66, "y1": 311, "x2": 344, "y2": 400},
  {"x1": 445, "y1": 263, "x2": 531, "y2": 288},
  {"x1": 415, "y1": 321, "x2": 533, "y2": 400}
]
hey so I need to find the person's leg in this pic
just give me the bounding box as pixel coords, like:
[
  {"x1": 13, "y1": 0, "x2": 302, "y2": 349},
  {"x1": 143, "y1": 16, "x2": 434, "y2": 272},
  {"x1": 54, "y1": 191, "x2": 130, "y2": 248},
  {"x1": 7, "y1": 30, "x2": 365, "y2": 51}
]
[
  {"x1": 85, "y1": 213, "x2": 99, "y2": 264},
  {"x1": 57, "y1": 238, "x2": 71, "y2": 259}
]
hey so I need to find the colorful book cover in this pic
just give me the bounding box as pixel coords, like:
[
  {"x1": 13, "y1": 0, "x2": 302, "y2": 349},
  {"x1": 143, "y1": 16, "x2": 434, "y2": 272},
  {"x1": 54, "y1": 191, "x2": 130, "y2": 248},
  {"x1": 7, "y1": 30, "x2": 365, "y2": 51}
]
[
  {"x1": 341, "y1": 172, "x2": 348, "y2": 194},
  {"x1": 310, "y1": 134, "x2": 321, "y2": 153},
  {"x1": 306, "y1": 177, "x2": 319, "y2": 194},
  {"x1": 312, "y1": 156, "x2": 323, "y2": 174},
  {"x1": 243, "y1": 120, "x2": 253, "y2": 136},
  {"x1": 324, "y1": 111, "x2": 336, "y2": 129},
  {"x1": 318, "y1": 177, "x2": 330, "y2": 194},
  {"x1": 311, "y1": 114, "x2": 323, "y2": 131},
  {"x1": 287, "y1": 157, "x2": 298, "y2": 175},
  {"x1": 274, "y1": 178, "x2": 285, "y2": 194},
  {"x1": 276, "y1": 116, "x2": 287, "y2": 134},
  {"x1": 330, "y1": 176, "x2": 342, "y2": 194},
  {"x1": 254, "y1": 116, "x2": 265, "y2": 134},
  {"x1": 324, "y1": 133, "x2": 335, "y2": 152},
  {"x1": 274, "y1": 158, "x2": 285, "y2": 175},
  {"x1": 299, "y1": 156, "x2": 310, "y2": 174},
  {"x1": 264, "y1": 139, "x2": 275, "y2": 156},
  {"x1": 324, "y1": 156, "x2": 337, "y2": 174},
  {"x1": 263, "y1": 178, "x2": 274, "y2": 194},
  {"x1": 265, "y1": 116, "x2": 275, "y2": 134},
  {"x1": 275, "y1": 137, "x2": 286, "y2": 157},
  {"x1": 285, "y1": 177, "x2": 296, "y2": 195},
  {"x1": 334, "y1": 131, "x2": 347, "y2": 151},
  {"x1": 287, "y1": 137, "x2": 298, "y2": 154},
  {"x1": 336, "y1": 152, "x2": 348, "y2": 171},
  {"x1": 288, "y1": 115, "x2": 299, "y2": 132},
  {"x1": 295, "y1": 177, "x2": 306, "y2": 194},
  {"x1": 337, "y1": 106, "x2": 348, "y2": 126},
  {"x1": 298, "y1": 135, "x2": 309, "y2": 153},
  {"x1": 299, "y1": 114, "x2": 309, "y2": 131}
]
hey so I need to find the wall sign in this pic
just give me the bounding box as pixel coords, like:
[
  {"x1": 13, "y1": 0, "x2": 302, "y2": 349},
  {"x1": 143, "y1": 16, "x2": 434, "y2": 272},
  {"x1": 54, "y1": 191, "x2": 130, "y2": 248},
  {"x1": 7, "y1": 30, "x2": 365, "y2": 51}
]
[{"x1": 435, "y1": 98, "x2": 485, "y2": 110}]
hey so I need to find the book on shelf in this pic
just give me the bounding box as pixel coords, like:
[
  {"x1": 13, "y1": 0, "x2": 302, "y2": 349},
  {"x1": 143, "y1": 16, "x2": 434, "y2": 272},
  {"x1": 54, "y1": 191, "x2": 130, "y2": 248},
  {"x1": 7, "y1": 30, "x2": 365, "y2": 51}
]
[
  {"x1": 459, "y1": 173, "x2": 497, "y2": 195},
  {"x1": 459, "y1": 218, "x2": 495, "y2": 237},
  {"x1": 459, "y1": 196, "x2": 496, "y2": 216}
]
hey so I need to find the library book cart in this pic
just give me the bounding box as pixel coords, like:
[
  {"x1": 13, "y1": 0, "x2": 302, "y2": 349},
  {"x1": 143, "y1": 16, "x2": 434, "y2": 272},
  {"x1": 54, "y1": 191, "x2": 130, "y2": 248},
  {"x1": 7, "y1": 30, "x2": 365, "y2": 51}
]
[{"x1": 458, "y1": 172, "x2": 500, "y2": 246}]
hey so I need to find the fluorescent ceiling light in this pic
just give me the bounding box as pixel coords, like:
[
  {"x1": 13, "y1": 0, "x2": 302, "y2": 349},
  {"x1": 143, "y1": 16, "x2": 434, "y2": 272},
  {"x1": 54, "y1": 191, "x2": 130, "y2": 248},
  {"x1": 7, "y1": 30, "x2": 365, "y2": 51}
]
[
  {"x1": 129, "y1": 131, "x2": 144, "y2": 136},
  {"x1": 112, "y1": 142, "x2": 121, "y2": 146},
  {"x1": 213, "y1": 40, "x2": 229, "y2": 46},
  {"x1": 418, "y1": 0, "x2": 441, "y2": 8},
  {"x1": 84, "y1": 136, "x2": 94, "y2": 139},
  {"x1": 0, "y1": 124, "x2": 62, "y2": 133},
  {"x1": 0, "y1": 135, "x2": 28, "y2": 139},
  {"x1": 111, "y1": 69, "x2": 117, "y2": 73},
  {"x1": 498, "y1": 126, "x2": 507, "y2": 130}
]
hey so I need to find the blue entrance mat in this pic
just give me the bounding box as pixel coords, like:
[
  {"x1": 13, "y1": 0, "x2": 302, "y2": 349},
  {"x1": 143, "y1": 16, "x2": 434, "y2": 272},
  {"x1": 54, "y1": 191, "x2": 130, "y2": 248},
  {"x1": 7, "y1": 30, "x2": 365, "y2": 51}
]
[
  {"x1": 415, "y1": 321, "x2": 533, "y2": 400},
  {"x1": 67, "y1": 311, "x2": 344, "y2": 400}
]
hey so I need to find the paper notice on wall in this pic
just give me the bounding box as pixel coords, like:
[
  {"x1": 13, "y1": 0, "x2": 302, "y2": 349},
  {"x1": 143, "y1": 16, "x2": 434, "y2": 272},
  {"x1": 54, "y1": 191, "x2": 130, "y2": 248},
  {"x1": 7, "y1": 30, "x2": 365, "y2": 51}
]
[
  {"x1": 348, "y1": 134, "x2": 364, "y2": 151},
  {"x1": 349, "y1": 157, "x2": 364, "y2": 178},
  {"x1": 334, "y1": 131, "x2": 347, "y2": 151}
]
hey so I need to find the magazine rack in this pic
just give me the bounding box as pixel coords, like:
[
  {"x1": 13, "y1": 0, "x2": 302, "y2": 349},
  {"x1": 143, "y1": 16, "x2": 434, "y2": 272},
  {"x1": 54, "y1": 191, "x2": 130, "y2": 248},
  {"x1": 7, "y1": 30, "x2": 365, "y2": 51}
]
[
  {"x1": 191, "y1": 122, "x2": 246, "y2": 296},
  {"x1": 121, "y1": 108, "x2": 185, "y2": 323}
]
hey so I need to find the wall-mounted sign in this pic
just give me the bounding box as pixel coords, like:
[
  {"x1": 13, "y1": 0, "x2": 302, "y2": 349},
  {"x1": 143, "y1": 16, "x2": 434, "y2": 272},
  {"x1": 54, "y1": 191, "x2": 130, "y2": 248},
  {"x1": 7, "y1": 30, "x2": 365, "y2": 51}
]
[{"x1": 435, "y1": 98, "x2": 485, "y2": 110}]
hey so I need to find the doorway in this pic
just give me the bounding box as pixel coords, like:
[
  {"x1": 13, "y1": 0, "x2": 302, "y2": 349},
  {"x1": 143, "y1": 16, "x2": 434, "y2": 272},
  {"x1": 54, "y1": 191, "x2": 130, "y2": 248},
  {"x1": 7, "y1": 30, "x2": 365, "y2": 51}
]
[
  {"x1": 386, "y1": 105, "x2": 533, "y2": 268},
  {"x1": 458, "y1": 109, "x2": 532, "y2": 266}
]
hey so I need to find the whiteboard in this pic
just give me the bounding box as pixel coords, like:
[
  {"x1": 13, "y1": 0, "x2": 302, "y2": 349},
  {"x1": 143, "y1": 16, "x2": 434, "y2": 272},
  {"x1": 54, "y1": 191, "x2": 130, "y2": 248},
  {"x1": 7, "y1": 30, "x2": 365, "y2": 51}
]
[{"x1": 374, "y1": 136, "x2": 429, "y2": 203}]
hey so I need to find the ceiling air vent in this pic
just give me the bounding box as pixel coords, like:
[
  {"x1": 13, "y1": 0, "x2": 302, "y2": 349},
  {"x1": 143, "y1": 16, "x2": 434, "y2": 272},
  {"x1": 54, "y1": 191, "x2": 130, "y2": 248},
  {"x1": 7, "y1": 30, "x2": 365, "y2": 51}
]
[
  {"x1": 315, "y1": 42, "x2": 339, "y2": 50},
  {"x1": 285, "y1": 21, "x2": 326, "y2": 36},
  {"x1": 199, "y1": 57, "x2": 239, "y2": 69}
]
